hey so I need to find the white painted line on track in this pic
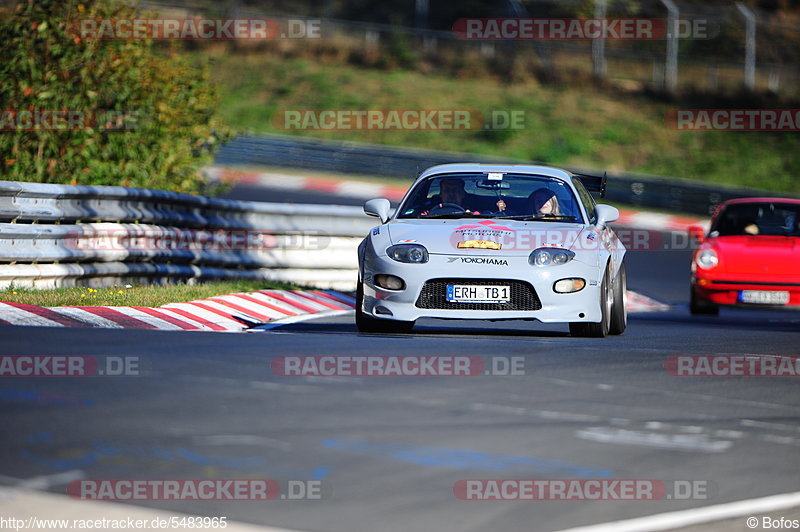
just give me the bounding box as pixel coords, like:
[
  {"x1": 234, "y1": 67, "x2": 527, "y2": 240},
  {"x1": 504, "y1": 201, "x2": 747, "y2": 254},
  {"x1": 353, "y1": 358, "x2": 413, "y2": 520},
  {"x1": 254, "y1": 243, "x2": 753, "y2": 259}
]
[
  {"x1": 555, "y1": 490, "x2": 800, "y2": 532},
  {"x1": 191, "y1": 434, "x2": 293, "y2": 451},
  {"x1": 0, "y1": 470, "x2": 85, "y2": 490},
  {"x1": 574, "y1": 427, "x2": 733, "y2": 453}
]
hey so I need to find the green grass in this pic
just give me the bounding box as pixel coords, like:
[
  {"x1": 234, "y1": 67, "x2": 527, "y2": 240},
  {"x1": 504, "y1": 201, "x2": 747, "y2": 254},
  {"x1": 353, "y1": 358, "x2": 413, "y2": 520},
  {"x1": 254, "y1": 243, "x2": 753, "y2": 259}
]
[
  {"x1": 0, "y1": 280, "x2": 300, "y2": 308},
  {"x1": 199, "y1": 51, "x2": 800, "y2": 195}
]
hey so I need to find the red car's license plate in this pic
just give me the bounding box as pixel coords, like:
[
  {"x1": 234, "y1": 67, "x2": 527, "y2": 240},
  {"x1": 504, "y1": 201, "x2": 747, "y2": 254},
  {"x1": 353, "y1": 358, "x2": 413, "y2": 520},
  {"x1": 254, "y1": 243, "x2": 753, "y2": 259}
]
[{"x1": 739, "y1": 290, "x2": 790, "y2": 305}]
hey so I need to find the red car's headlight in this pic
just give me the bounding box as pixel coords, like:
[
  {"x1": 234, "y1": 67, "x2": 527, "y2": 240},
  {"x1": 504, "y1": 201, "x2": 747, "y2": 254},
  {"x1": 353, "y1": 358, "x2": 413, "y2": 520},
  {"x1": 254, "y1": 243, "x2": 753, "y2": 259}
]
[{"x1": 695, "y1": 248, "x2": 719, "y2": 270}]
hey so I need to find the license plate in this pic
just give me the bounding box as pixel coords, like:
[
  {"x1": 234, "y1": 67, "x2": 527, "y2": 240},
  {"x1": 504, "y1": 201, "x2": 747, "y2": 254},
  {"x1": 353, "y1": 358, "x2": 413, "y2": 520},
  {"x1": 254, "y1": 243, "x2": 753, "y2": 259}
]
[
  {"x1": 739, "y1": 290, "x2": 790, "y2": 305},
  {"x1": 446, "y1": 284, "x2": 510, "y2": 303}
]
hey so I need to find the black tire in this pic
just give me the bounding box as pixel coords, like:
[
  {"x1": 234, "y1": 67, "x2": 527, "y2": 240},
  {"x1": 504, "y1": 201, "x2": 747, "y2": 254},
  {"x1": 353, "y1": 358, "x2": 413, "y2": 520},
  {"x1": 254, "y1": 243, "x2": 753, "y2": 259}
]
[
  {"x1": 355, "y1": 278, "x2": 415, "y2": 333},
  {"x1": 609, "y1": 262, "x2": 627, "y2": 335},
  {"x1": 569, "y1": 266, "x2": 612, "y2": 338},
  {"x1": 690, "y1": 288, "x2": 719, "y2": 316}
]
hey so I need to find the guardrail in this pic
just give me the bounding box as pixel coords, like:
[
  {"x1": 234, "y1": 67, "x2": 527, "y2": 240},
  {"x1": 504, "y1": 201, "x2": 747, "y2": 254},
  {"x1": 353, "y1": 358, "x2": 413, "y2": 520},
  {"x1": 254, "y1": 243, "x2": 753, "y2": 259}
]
[
  {"x1": 214, "y1": 133, "x2": 792, "y2": 216},
  {"x1": 0, "y1": 180, "x2": 374, "y2": 291},
  {"x1": 1, "y1": 139, "x2": 792, "y2": 291}
]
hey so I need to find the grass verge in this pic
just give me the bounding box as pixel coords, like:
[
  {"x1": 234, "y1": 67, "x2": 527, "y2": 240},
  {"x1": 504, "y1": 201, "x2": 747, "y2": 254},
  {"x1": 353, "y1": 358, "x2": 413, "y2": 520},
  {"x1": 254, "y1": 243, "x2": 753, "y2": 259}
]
[
  {"x1": 199, "y1": 51, "x2": 800, "y2": 195},
  {"x1": 0, "y1": 280, "x2": 301, "y2": 308}
]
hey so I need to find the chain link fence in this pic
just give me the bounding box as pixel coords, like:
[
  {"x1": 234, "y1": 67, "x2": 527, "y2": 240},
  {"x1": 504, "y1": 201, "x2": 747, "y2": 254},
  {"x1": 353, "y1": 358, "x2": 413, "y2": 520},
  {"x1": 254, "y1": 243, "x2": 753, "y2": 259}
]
[{"x1": 135, "y1": 0, "x2": 800, "y2": 98}]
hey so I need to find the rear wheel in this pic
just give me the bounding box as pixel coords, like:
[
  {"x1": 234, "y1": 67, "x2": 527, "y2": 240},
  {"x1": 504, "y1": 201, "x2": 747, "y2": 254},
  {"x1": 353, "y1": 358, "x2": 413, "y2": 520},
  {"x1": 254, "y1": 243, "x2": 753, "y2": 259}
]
[
  {"x1": 690, "y1": 288, "x2": 719, "y2": 316},
  {"x1": 609, "y1": 262, "x2": 627, "y2": 335},
  {"x1": 570, "y1": 266, "x2": 612, "y2": 338},
  {"x1": 355, "y1": 277, "x2": 415, "y2": 333}
]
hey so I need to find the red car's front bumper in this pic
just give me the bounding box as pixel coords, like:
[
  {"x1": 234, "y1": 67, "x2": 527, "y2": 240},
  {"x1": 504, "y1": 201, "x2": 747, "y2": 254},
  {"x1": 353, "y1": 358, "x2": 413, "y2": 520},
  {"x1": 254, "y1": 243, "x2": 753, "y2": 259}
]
[{"x1": 692, "y1": 277, "x2": 800, "y2": 308}]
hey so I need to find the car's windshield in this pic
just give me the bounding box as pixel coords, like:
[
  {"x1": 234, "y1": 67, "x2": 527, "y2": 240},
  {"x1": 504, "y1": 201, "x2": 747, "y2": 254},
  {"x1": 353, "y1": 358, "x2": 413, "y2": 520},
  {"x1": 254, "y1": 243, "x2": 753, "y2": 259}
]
[
  {"x1": 396, "y1": 173, "x2": 583, "y2": 222},
  {"x1": 711, "y1": 202, "x2": 800, "y2": 237}
]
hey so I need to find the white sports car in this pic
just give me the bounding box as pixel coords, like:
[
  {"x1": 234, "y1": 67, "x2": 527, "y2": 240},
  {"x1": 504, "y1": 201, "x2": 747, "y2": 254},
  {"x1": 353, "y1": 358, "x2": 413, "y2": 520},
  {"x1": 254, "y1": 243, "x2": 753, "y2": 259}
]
[{"x1": 356, "y1": 164, "x2": 627, "y2": 337}]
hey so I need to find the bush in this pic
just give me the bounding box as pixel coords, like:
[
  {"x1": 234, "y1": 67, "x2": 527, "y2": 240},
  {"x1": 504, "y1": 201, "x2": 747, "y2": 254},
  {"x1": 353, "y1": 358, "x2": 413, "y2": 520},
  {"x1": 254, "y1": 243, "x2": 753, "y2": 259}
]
[{"x1": 0, "y1": 0, "x2": 229, "y2": 193}]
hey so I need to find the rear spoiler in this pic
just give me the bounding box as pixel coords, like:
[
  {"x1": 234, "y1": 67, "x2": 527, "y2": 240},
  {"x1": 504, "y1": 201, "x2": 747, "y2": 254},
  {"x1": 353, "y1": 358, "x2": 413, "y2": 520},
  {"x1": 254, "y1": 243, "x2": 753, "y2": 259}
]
[{"x1": 572, "y1": 172, "x2": 607, "y2": 198}]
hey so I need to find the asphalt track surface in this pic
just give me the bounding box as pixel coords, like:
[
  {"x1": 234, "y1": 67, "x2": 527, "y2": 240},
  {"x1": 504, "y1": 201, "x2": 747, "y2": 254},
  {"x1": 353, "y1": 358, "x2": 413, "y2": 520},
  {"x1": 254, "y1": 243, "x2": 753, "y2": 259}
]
[{"x1": 1, "y1": 185, "x2": 799, "y2": 532}]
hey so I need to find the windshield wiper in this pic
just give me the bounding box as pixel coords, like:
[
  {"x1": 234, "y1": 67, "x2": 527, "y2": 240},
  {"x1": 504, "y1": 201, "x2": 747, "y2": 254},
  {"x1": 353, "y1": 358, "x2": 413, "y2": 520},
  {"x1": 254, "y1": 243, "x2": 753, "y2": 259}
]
[
  {"x1": 417, "y1": 213, "x2": 468, "y2": 219},
  {"x1": 493, "y1": 214, "x2": 578, "y2": 222}
]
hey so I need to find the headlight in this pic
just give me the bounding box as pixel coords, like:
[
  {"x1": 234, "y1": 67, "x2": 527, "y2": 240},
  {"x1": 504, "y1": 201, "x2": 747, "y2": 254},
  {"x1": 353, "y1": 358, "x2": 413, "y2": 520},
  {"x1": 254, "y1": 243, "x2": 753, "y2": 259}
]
[
  {"x1": 554, "y1": 278, "x2": 586, "y2": 293},
  {"x1": 695, "y1": 248, "x2": 718, "y2": 269},
  {"x1": 387, "y1": 244, "x2": 429, "y2": 264},
  {"x1": 374, "y1": 274, "x2": 405, "y2": 290},
  {"x1": 529, "y1": 248, "x2": 575, "y2": 266}
]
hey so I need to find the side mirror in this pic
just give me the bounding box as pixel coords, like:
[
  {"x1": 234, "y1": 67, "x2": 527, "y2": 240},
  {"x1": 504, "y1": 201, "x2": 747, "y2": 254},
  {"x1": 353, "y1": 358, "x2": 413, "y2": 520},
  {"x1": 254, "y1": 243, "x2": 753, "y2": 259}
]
[
  {"x1": 688, "y1": 225, "x2": 706, "y2": 244},
  {"x1": 595, "y1": 204, "x2": 619, "y2": 228},
  {"x1": 364, "y1": 198, "x2": 391, "y2": 224}
]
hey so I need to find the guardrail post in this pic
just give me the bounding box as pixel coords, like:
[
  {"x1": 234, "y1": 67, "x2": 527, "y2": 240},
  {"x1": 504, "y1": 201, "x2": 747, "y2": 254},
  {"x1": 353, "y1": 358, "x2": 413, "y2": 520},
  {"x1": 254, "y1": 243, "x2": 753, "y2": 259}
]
[
  {"x1": 707, "y1": 67, "x2": 718, "y2": 91},
  {"x1": 365, "y1": 30, "x2": 380, "y2": 48},
  {"x1": 736, "y1": 2, "x2": 757, "y2": 91},
  {"x1": 660, "y1": 0, "x2": 679, "y2": 93},
  {"x1": 415, "y1": 0, "x2": 429, "y2": 29},
  {"x1": 768, "y1": 66, "x2": 780, "y2": 92},
  {"x1": 592, "y1": 0, "x2": 607, "y2": 79}
]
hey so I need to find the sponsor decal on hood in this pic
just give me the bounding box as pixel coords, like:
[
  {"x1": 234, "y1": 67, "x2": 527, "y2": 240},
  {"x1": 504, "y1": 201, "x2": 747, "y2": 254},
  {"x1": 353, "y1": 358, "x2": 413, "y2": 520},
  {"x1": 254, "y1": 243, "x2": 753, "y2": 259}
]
[
  {"x1": 387, "y1": 219, "x2": 598, "y2": 255},
  {"x1": 447, "y1": 257, "x2": 509, "y2": 265},
  {"x1": 458, "y1": 240, "x2": 503, "y2": 250}
]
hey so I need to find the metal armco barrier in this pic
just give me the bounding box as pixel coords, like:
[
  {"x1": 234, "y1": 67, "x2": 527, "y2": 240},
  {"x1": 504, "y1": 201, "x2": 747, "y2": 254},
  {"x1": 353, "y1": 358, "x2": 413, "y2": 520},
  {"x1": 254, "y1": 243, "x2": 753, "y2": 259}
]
[
  {"x1": 215, "y1": 133, "x2": 792, "y2": 216},
  {"x1": 0, "y1": 180, "x2": 374, "y2": 290}
]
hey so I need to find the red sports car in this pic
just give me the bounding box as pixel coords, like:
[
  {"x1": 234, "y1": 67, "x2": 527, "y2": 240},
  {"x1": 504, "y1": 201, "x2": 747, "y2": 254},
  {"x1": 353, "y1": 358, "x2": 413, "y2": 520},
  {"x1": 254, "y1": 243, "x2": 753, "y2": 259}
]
[{"x1": 689, "y1": 197, "x2": 800, "y2": 315}]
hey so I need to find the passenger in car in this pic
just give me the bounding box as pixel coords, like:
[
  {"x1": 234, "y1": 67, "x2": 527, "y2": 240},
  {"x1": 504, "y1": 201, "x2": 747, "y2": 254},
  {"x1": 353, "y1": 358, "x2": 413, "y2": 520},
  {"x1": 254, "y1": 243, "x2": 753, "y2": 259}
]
[{"x1": 530, "y1": 188, "x2": 561, "y2": 216}]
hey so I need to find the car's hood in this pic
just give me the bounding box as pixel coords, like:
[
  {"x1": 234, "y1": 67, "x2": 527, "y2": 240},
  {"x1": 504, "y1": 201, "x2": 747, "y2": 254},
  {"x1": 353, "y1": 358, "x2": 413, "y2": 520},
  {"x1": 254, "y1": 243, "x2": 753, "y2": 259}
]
[
  {"x1": 711, "y1": 235, "x2": 800, "y2": 276},
  {"x1": 387, "y1": 218, "x2": 591, "y2": 256}
]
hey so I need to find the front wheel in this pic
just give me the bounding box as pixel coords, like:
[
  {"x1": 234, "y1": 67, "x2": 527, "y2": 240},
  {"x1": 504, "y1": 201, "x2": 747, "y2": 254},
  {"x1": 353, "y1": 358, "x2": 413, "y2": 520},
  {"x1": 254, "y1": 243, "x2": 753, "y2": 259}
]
[
  {"x1": 355, "y1": 278, "x2": 415, "y2": 333},
  {"x1": 569, "y1": 266, "x2": 612, "y2": 338},
  {"x1": 690, "y1": 289, "x2": 719, "y2": 316},
  {"x1": 609, "y1": 262, "x2": 627, "y2": 335}
]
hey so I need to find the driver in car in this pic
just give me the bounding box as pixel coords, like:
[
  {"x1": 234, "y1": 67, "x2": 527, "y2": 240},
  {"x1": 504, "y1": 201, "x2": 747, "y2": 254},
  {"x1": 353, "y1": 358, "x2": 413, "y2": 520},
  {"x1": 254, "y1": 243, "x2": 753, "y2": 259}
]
[{"x1": 421, "y1": 178, "x2": 506, "y2": 216}]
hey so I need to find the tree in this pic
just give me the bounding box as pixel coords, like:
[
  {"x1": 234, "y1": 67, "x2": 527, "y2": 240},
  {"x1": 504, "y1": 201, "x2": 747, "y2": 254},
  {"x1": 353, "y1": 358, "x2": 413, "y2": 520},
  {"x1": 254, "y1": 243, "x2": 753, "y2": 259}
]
[{"x1": 0, "y1": 0, "x2": 228, "y2": 193}]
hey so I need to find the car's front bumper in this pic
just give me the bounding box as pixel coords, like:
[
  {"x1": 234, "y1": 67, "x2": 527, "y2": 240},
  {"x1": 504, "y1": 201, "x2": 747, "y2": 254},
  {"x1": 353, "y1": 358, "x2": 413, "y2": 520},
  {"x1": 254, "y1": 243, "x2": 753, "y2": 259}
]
[
  {"x1": 692, "y1": 276, "x2": 800, "y2": 308},
  {"x1": 361, "y1": 252, "x2": 604, "y2": 323}
]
